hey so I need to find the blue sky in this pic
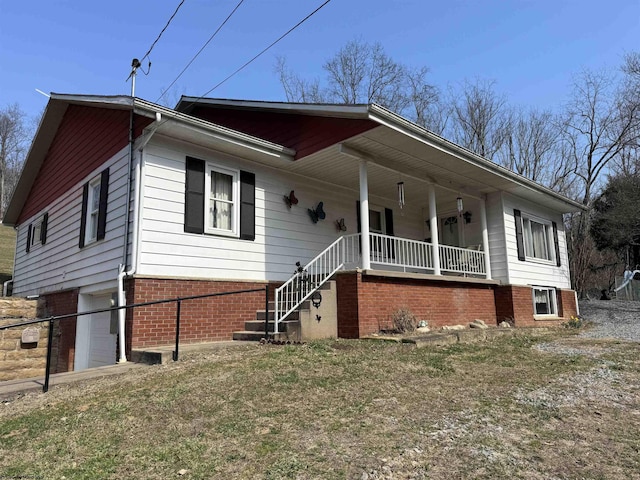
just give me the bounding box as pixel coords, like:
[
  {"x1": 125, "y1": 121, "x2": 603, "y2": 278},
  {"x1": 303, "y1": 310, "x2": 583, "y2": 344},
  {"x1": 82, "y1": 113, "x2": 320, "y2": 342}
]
[{"x1": 1, "y1": 0, "x2": 638, "y2": 122}]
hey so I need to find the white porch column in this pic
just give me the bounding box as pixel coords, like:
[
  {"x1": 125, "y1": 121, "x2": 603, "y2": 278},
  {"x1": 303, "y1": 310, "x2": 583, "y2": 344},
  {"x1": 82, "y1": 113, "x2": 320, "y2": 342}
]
[
  {"x1": 359, "y1": 160, "x2": 371, "y2": 270},
  {"x1": 480, "y1": 197, "x2": 492, "y2": 279},
  {"x1": 428, "y1": 184, "x2": 441, "y2": 275}
]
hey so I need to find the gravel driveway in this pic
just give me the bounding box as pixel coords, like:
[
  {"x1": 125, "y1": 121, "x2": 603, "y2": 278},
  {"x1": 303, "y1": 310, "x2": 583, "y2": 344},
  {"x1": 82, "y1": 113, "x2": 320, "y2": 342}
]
[{"x1": 578, "y1": 300, "x2": 640, "y2": 341}]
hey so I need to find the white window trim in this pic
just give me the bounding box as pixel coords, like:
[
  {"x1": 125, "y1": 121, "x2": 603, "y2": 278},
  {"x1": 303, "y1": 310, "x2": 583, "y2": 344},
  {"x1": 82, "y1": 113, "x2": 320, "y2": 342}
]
[
  {"x1": 368, "y1": 204, "x2": 386, "y2": 234},
  {"x1": 85, "y1": 176, "x2": 101, "y2": 245},
  {"x1": 29, "y1": 216, "x2": 44, "y2": 251},
  {"x1": 522, "y1": 213, "x2": 554, "y2": 265},
  {"x1": 204, "y1": 162, "x2": 240, "y2": 237},
  {"x1": 532, "y1": 286, "x2": 558, "y2": 317}
]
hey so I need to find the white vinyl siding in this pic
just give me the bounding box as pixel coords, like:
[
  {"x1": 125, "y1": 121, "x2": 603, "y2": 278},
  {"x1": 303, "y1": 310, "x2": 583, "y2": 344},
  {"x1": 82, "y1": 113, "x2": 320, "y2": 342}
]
[
  {"x1": 485, "y1": 191, "x2": 509, "y2": 283},
  {"x1": 136, "y1": 139, "x2": 425, "y2": 282},
  {"x1": 502, "y1": 193, "x2": 571, "y2": 289},
  {"x1": 12, "y1": 147, "x2": 131, "y2": 296}
]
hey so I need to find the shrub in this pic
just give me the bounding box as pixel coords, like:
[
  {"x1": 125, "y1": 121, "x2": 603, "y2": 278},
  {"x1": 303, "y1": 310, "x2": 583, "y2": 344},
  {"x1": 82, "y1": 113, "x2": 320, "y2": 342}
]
[
  {"x1": 563, "y1": 315, "x2": 584, "y2": 329},
  {"x1": 391, "y1": 307, "x2": 416, "y2": 333}
]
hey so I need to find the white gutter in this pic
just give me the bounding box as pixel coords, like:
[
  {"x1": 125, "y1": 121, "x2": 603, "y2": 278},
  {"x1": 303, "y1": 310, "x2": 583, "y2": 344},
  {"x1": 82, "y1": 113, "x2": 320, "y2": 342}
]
[{"x1": 116, "y1": 111, "x2": 161, "y2": 363}]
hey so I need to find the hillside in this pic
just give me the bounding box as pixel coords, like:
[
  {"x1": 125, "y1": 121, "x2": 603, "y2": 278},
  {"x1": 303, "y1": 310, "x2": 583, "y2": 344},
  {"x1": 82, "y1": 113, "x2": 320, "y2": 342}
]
[{"x1": 0, "y1": 223, "x2": 16, "y2": 287}]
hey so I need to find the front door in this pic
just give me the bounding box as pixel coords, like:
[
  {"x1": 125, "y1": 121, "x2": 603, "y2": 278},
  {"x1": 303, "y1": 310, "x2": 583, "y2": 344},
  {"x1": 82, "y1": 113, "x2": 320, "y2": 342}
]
[{"x1": 441, "y1": 215, "x2": 460, "y2": 246}]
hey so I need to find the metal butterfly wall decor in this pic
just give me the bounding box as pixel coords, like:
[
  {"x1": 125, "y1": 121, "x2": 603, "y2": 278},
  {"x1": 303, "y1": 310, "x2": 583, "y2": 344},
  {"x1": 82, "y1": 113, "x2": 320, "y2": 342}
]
[
  {"x1": 336, "y1": 218, "x2": 347, "y2": 231},
  {"x1": 308, "y1": 202, "x2": 326, "y2": 223},
  {"x1": 283, "y1": 190, "x2": 298, "y2": 208}
]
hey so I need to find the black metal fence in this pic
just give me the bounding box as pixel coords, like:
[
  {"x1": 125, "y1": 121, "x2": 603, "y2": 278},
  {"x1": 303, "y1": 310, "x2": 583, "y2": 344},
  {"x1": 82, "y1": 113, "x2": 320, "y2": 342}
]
[{"x1": 0, "y1": 286, "x2": 270, "y2": 393}]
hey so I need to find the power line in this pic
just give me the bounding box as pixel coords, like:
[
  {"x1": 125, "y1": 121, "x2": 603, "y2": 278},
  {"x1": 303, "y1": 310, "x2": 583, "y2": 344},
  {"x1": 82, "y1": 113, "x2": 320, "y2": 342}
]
[
  {"x1": 141, "y1": 0, "x2": 187, "y2": 63},
  {"x1": 157, "y1": 0, "x2": 246, "y2": 103},
  {"x1": 197, "y1": 0, "x2": 332, "y2": 101}
]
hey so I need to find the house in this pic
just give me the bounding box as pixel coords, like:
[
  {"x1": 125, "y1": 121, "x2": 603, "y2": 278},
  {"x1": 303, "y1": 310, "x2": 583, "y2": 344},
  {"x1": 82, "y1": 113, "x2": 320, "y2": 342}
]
[{"x1": 3, "y1": 94, "x2": 582, "y2": 373}]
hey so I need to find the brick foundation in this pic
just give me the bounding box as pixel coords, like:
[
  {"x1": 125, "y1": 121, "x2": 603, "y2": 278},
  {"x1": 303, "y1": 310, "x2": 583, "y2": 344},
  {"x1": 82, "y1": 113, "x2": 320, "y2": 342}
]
[
  {"x1": 125, "y1": 277, "x2": 269, "y2": 351},
  {"x1": 338, "y1": 272, "x2": 579, "y2": 336},
  {"x1": 41, "y1": 289, "x2": 79, "y2": 373},
  {"x1": 495, "y1": 285, "x2": 578, "y2": 327},
  {"x1": 337, "y1": 271, "x2": 498, "y2": 338}
]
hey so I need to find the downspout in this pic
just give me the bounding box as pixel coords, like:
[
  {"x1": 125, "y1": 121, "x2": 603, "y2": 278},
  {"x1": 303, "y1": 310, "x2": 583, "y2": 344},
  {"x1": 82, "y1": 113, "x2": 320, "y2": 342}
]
[{"x1": 116, "y1": 109, "x2": 161, "y2": 363}]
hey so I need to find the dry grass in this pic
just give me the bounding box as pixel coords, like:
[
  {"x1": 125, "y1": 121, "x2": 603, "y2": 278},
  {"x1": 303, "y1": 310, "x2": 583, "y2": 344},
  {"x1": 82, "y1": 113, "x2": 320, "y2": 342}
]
[
  {"x1": 1, "y1": 332, "x2": 639, "y2": 479},
  {"x1": 0, "y1": 223, "x2": 16, "y2": 286}
]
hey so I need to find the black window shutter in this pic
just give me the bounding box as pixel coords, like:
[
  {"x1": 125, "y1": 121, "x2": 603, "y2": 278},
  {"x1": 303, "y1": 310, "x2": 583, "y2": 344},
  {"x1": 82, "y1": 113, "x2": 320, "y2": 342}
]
[
  {"x1": 79, "y1": 183, "x2": 89, "y2": 248},
  {"x1": 385, "y1": 207, "x2": 395, "y2": 258},
  {"x1": 184, "y1": 157, "x2": 205, "y2": 234},
  {"x1": 96, "y1": 168, "x2": 110, "y2": 241},
  {"x1": 41, "y1": 213, "x2": 49, "y2": 245},
  {"x1": 26, "y1": 224, "x2": 32, "y2": 253},
  {"x1": 384, "y1": 208, "x2": 394, "y2": 236},
  {"x1": 514, "y1": 209, "x2": 525, "y2": 261},
  {"x1": 552, "y1": 221, "x2": 561, "y2": 267},
  {"x1": 240, "y1": 170, "x2": 255, "y2": 241},
  {"x1": 356, "y1": 201, "x2": 361, "y2": 232}
]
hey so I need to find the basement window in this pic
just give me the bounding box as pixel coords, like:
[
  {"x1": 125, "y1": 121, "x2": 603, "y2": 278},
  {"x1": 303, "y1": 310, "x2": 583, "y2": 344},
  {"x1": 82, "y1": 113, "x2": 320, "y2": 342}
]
[{"x1": 532, "y1": 286, "x2": 557, "y2": 316}]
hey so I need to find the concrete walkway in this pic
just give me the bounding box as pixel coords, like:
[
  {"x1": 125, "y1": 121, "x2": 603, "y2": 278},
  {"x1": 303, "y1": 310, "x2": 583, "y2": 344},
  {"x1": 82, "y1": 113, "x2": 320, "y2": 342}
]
[{"x1": 0, "y1": 340, "x2": 257, "y2": 400}]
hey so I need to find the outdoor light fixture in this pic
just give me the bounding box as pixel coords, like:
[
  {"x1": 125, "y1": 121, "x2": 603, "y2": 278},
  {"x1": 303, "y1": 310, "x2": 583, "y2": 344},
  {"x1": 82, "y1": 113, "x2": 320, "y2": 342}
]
[
  {"x1": 311, "y1": 291, "x2": 323, "y2": 308},
  {"x1": 463, "y1": 211, "x2": 472, "y2": 224}
]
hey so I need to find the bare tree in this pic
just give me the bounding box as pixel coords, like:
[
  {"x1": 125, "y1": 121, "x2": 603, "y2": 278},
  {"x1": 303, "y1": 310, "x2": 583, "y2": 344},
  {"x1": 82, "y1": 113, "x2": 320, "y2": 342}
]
[
  {"x1": 275, "y1": 39, "x2": 442, "y2": 131},
  {"x1": 0, "y1": 104, "x2": 29, "y2": 219},
  {"x1": 497, "y1": 108, "x2": 574, "y2": 192},
  {"x1": 449, "y1": 79, "x2": 510, "y2": 160},
  {"x1": 275, "y1": 57, "x2": 326, "y2": 103},
  {"x1": 561, "y1": 67, "x2": 640, "y2": 295},
  {"x1": 562, "y1": 69, "x2": 640, "y2": 207}
]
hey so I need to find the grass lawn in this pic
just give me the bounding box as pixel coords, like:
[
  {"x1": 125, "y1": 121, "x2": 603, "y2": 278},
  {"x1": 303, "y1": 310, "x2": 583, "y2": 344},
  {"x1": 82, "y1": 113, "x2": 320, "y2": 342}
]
[
  {"x1": 0, "y1": 223, "x2": 16, "y2": 286},
  {"x1": 1, "y1": 333, "x2": 639, "y2": 479}
]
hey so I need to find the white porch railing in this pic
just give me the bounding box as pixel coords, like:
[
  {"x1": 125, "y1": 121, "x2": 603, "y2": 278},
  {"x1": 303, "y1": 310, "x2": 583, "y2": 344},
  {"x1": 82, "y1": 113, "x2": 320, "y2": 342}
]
[
  {"x1": 274, "y1": 234, "x2": 360, "y2": 333},
  {"x1": 273, "y1": 233, "x2": 487, "y2": 333},
  {"x1": 438, "y1": 243, "x2": 486, "y2": 276}
]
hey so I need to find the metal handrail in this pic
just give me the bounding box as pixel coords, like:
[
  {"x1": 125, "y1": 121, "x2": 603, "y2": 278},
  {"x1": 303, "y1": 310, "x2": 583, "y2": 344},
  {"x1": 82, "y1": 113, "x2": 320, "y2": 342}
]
[{"x1": 0, "y1": 286, "x2": 269, "y2": 393}]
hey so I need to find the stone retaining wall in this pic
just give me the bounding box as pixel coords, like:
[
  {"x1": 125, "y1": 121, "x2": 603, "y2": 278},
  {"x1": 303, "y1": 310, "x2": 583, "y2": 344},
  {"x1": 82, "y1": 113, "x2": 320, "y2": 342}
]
[{"x1": 0, "y1": 297, "x2": 46, "y2": 381}]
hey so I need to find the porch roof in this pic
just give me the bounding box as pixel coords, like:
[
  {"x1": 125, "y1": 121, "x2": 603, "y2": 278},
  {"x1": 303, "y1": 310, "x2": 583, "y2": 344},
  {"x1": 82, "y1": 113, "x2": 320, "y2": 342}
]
[{"x1": 177, "y1": 98, "x2": 585, "y2": 214}]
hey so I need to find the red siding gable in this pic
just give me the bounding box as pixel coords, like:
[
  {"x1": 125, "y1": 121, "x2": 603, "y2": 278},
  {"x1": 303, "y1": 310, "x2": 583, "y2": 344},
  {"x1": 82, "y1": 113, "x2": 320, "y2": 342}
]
[
  {"x1": 191, "y1": 107, "x2": 377, "y2": 159},
  {"x1": 18, "y1": 106, "x2": 151, "y2": 223}
]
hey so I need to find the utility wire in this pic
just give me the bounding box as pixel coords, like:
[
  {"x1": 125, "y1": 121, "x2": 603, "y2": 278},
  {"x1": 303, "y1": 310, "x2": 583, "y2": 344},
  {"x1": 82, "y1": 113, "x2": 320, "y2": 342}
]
[
  {"x1": 141, "y1": 0, "x2": 187, "y2": 63},
  {"x1": 157, "y1": 0, "x2": 245, "y2": 103},
  {"x1": 194, "y1": 0, "x2": 332, "y2": 103}
]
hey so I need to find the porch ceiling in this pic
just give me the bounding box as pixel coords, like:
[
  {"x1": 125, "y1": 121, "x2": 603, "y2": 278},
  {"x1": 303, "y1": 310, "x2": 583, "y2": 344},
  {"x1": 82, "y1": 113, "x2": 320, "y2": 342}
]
[{"x1": 285, "y1": 125, "x2": 580, "y2": 212}]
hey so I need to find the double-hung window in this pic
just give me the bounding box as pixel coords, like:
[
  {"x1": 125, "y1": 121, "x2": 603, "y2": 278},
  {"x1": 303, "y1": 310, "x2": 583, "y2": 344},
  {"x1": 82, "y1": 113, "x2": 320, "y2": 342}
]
[
  {"x1": 532, "y1": 286, "x2": 557, "y2": 316},
  {"x1": 523, "y1": 216, "x2": 551, "y2": 261},
  {"x1": 514, "y1": 209, "x2": 561, "y2": 266},
  {"x1": 87, "y1": 177, "x2": 101, "y2": 243},
  {"x1": 79, "y1": 168, "x2": 109, "y2": 248},
  {"x1": 205, "y1": 165, "x2": 239, "y2": 236},
  {"x1": 184, "y1": 156, "x2": 255, "y2": 241},
  {"x1": 25, "y1": 213, "x2": 49, "y2": 253}
]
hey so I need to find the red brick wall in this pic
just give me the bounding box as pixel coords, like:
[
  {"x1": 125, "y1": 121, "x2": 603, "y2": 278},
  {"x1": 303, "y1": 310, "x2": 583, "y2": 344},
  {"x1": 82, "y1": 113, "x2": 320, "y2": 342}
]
[
  {"x1": 336, "y1": 272, "x2": 361, "y2": 338},
  {"x1": 495, "y1": 285, "x2": 535, "y2": 326},
  {"x1": 42, "y1": 289, "x2": 79, "y2": 373},
  {"x1": 558, "y1": 289, "x2": 578, "y2": 319},
  {"x1": 337, "y1": 272, "x2": 498, "y2": 337},
  {"x1": 126, "y1": 278, "x2": 268, "y2": 349}
]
